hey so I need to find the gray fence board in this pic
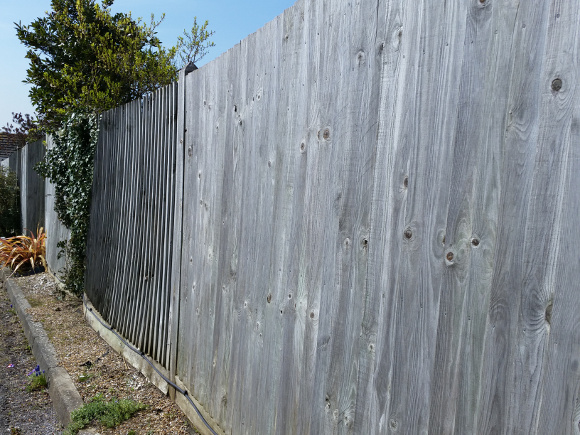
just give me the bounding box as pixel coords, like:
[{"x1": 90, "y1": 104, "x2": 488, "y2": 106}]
[
  {"x1": 169, "y1": 67, "x2": 187, "y2": 395},
  {"x1": 535, "y1": 3, "x2": 580, "y2": 432},
  {"x1": 20, "y1": 139, "x2": 45, "y2": 234}
]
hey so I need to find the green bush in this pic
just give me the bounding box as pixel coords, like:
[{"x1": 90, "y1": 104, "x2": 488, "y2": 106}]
[{"x1": 0, "y1": 166, "x2": 21, "y2": 237}]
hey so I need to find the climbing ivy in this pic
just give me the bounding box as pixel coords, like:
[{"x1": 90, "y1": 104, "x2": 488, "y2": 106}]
[{"x1": 36, "y1": 112, "x2": 99, "y2": 295}]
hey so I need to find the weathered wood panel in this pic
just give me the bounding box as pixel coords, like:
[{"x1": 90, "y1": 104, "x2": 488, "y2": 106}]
[
  {"x1": 84, "y1": 0, "x2": 580, "y2": 433},
  {"x1": 85, "y1": 83, "x2": 178, "y2": 366},
  {"x1": 19, "y1": 139, "x2": 45, "y2": 234},
  {"x1": 175, "y1": 0, "x2": 580, "y2": 433}
]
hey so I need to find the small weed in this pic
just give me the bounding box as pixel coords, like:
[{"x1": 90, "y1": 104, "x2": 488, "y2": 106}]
[
  {"x1": 10, "y1": 427, "x2": 22, "y2": 435},
  {"x1": 27, "y1": 297, "x2": 43, "y2": 308},
  {"x1": 64, "y1": 393, "x2": 146, "y2": 435},
  {"x1": 77, "y1": 372, "x2": 93, "y2": 382},
  {"x1": 27, "y1": 374, "x2": 48, "y2": 391},
  {"x1": 8, "y1": 307, "x2": 16, "y2": 316},
  {"x1": 188, "y1": 423, "x2": 202, "y2": 435},
  {"x1": 26, "y1": 365, "x2": 47, "y2": 392},
  {"x1": 127, "y1": 431, "x2": 137, "y2": 435}
]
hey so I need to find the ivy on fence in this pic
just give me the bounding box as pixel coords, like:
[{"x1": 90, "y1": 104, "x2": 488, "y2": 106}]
[{"x1": 36, "y1": 112, "x2": 99, "y2": 296}]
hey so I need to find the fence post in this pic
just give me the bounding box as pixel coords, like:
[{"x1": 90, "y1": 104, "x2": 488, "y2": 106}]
[{"x1": 168, "y1": 65, "x2": 188, "y2": 400}]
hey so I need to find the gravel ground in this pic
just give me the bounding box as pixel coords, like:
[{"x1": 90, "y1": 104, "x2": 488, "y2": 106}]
[
  {"x1": 0, "y1": 276, "x2": 61, "y2": 434},
  {"x1": 7, "y1": 272, "x2": 198, "y2": 435}
]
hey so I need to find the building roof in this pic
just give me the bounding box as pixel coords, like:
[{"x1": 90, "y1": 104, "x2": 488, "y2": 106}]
[{"x1": 0, "y1": 132, "x2": 26, "y2": 160}]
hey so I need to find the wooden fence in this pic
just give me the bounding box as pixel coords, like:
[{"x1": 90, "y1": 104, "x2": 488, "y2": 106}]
[
  {"x1": 1, "y1": 136, "x2": 71, "y2": 281},
  {"x1": 86, "y1": 83, "x2": 179, "y2": 366},
  {"x1": 85, "y1": 0, "x2": 580, "y2": 433},
  {"x1": 0, "y1": 138, "x2": 45, "y2": 235}
]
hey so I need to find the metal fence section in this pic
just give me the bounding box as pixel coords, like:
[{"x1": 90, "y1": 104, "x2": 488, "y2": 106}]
[{"x1": 85, "y1": 83, "x2": 178, "y2": 367}]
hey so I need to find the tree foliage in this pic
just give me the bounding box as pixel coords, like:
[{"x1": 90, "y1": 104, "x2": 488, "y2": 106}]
[
  {"x1": 176, "y1": 17, "x2": 215, "y2": 66},
  {"x1": 2, "y1": 112, "x2": 41, "y2": 144},
  {"x1": 16, "y1": 0, "x2": 178, "y2": 133}
]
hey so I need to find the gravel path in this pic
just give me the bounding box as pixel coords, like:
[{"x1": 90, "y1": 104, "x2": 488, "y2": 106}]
[{"x1": 0, "y1": 276, "x2": 61, "y2": 434}]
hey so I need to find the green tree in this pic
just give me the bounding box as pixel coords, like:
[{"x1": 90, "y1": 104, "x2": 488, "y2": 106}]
[
  {"x1": 176, "y1": 17, "x2": 215, "y2": 66},
  {"x1": 16, "y1": 0, "x2": 178, "y2": 133}
]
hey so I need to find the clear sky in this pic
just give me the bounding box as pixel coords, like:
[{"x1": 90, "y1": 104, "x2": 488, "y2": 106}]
[{"x1": 0, "y1": 0, "x2": 297, "y2": 128}]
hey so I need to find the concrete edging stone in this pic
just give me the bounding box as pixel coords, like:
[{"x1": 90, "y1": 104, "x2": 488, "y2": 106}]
[{"x1": 0, "y1": 268, "x2": 84, "y2": 429}]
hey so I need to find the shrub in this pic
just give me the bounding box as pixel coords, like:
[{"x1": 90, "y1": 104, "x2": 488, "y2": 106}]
[
  {"x1": 0, "y1": 227, "x2": 47, "y2": 275},
  {"x1": 0, "y1": 166, "x2": 21, "y2": 237}
]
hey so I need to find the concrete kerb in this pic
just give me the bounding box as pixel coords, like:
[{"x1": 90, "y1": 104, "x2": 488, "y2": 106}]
[{"x1": 0, "y1": 268, "x2": 84, "y2": 428}]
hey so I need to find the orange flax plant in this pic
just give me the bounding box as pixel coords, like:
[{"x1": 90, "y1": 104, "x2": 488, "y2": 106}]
[{"x1": 0, "y1": 227, "x2": 47, "y2": 275}]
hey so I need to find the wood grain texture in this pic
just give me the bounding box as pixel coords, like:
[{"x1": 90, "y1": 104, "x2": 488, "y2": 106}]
[{"x1": 83, "y1": 0, "x2": 580, "y2": 433}]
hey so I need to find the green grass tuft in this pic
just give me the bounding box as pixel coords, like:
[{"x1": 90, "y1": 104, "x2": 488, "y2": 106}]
[
  {"x1": 64, "y1": 394, "x2": 146, "y2": 434},
  {"x1": 26, "y1": 373, "x2": 48, "y2": 392}
]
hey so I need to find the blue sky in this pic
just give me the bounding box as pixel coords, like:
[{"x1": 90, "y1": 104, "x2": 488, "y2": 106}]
[{"x1": 0, "y1": 0, "x2": 296, "y2": 128}]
